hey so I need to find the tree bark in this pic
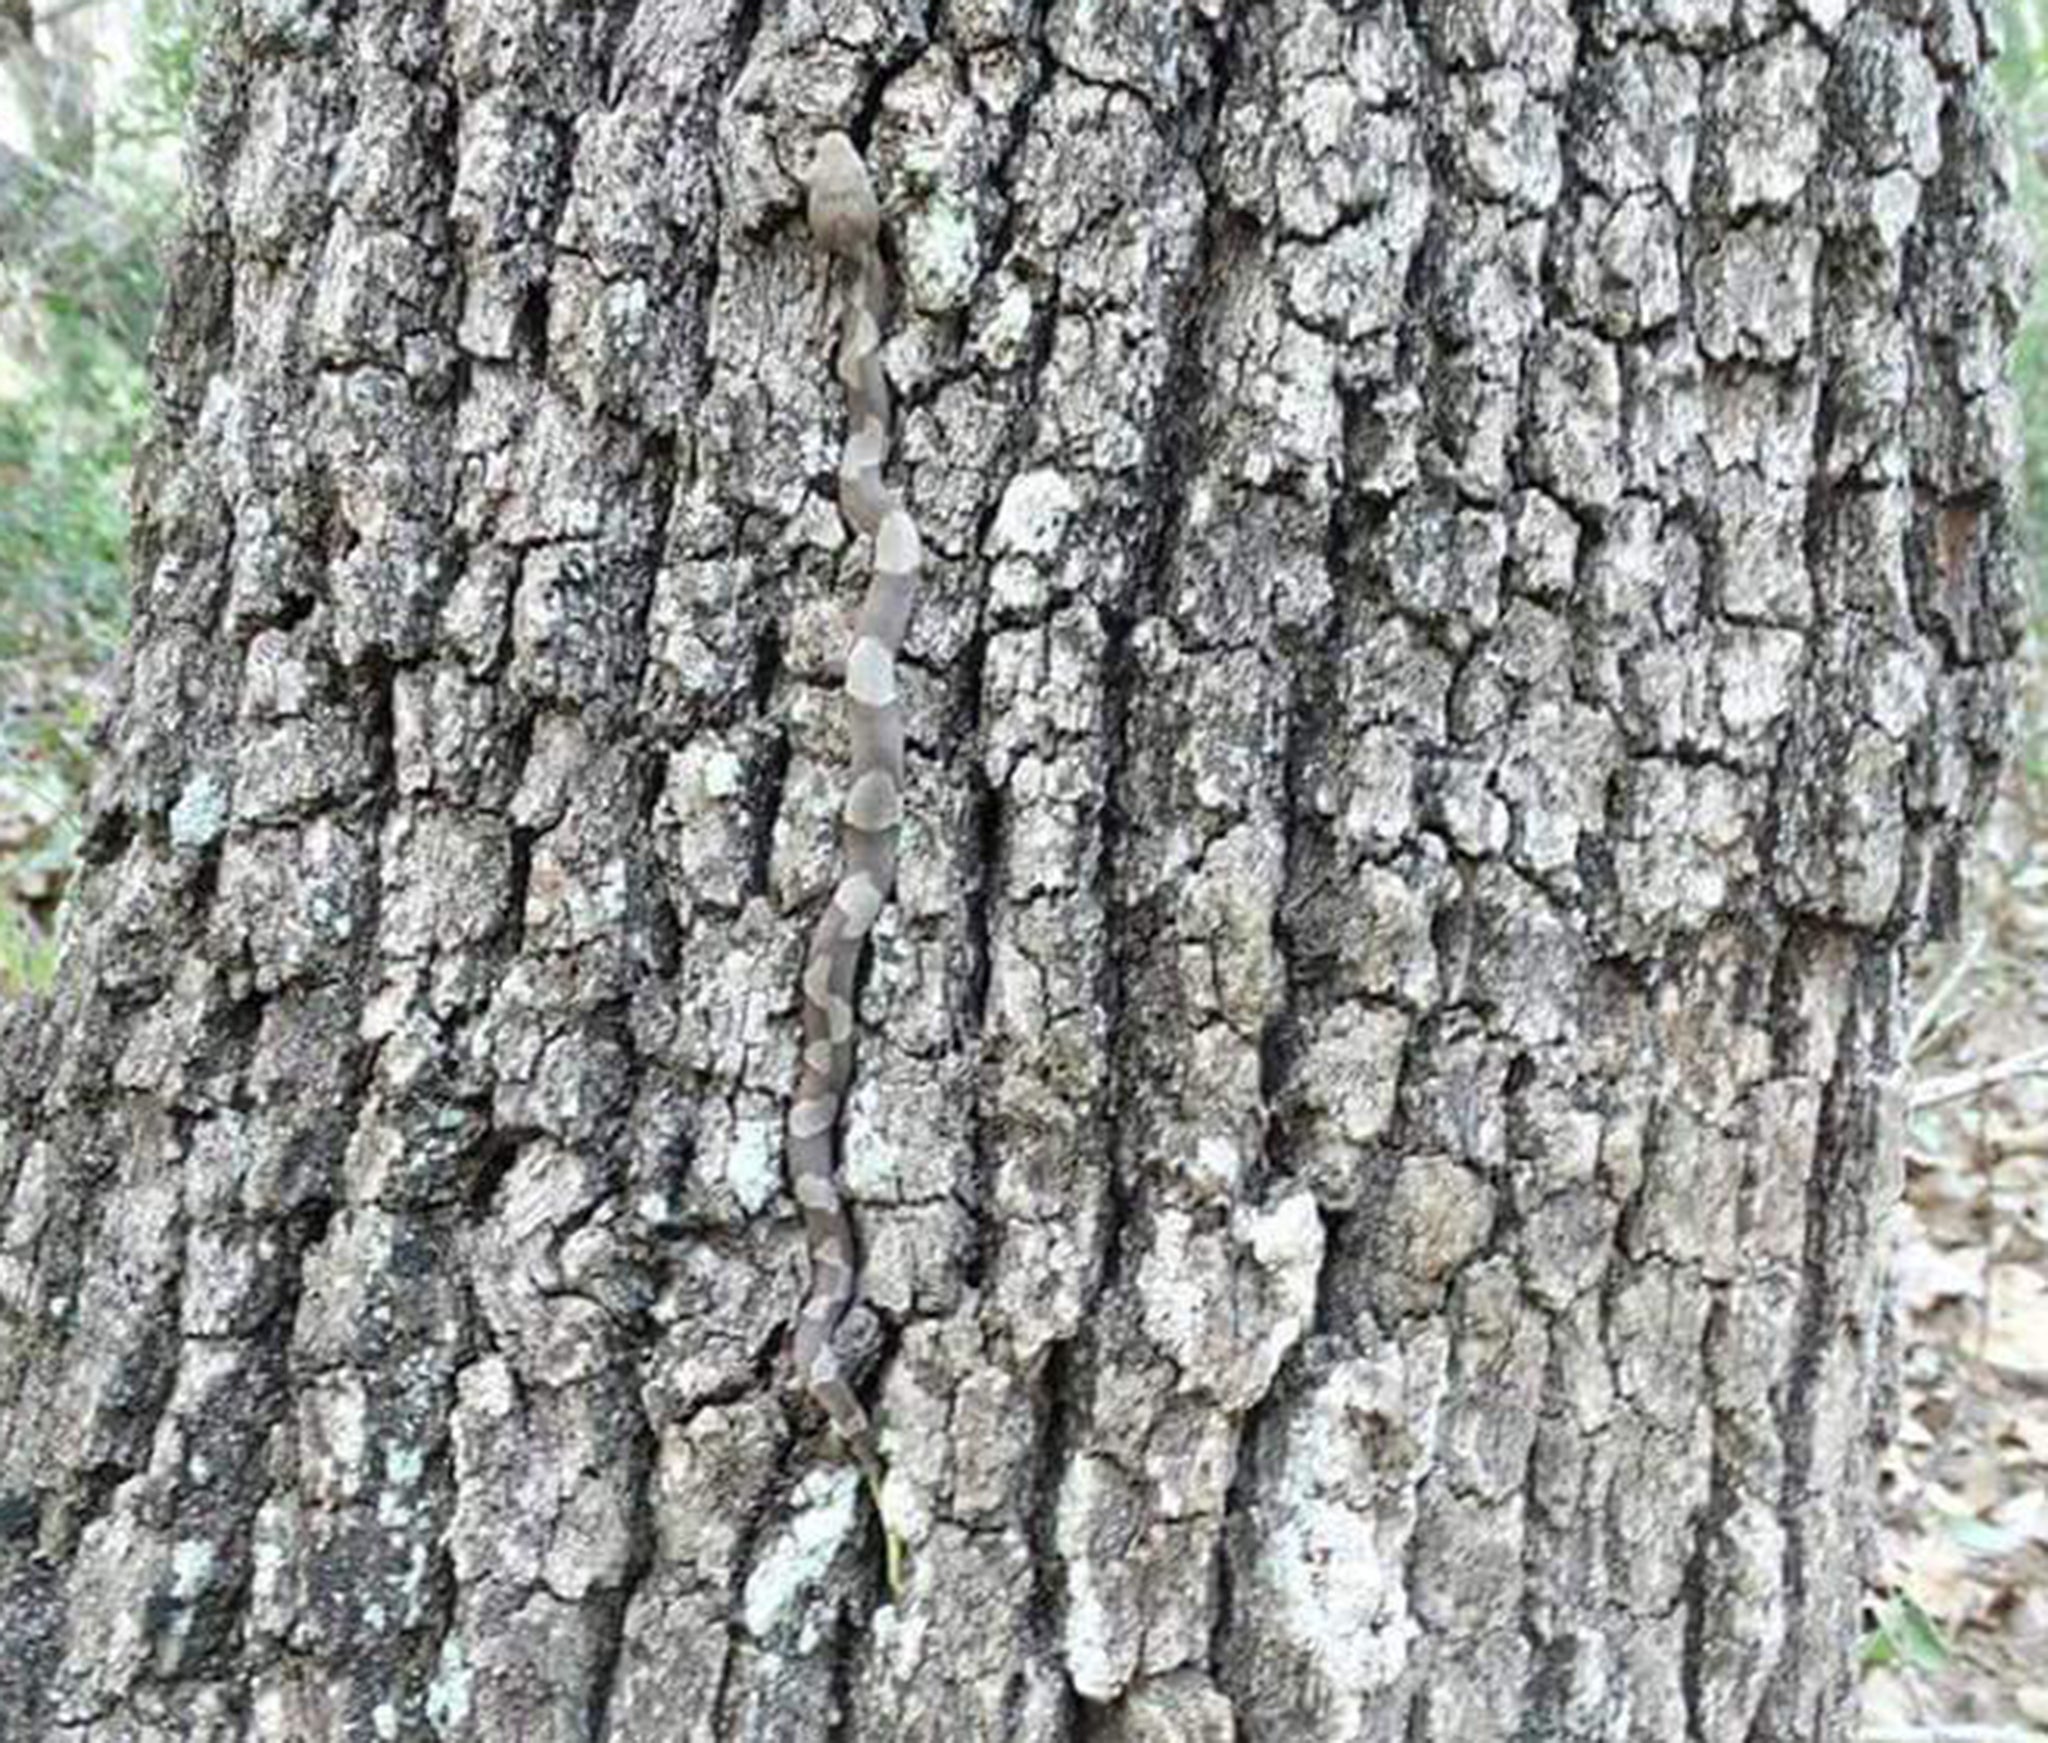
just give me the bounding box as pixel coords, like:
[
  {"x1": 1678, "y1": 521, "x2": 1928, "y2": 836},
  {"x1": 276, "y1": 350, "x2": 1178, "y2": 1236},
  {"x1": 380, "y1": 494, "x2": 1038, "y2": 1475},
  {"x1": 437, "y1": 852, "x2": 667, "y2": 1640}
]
[{"x1": 0, "y1": 2, "x2": 2027, "y2": 1740}]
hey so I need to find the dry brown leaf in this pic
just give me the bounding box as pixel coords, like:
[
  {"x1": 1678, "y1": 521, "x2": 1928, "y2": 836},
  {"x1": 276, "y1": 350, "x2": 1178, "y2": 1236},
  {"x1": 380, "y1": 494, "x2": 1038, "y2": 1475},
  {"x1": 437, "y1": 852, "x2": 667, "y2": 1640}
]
[
  {"x1": 1898, "y1": 1236, "x2": 1989, "y2": 1311},
  {"x1": 1986, "y1": 1267, "x2": 2048, "y2": 1380},
  {"x1": 1893, "y1": 1528, "x2": 1976, "y2": 1618},
  {"x1": 1995, "y1": 1408, "x2": 2048, "y2": 1464},
  {"x1": 1990, "y1": 1487, "x2": 2048, "y2": 1544}
]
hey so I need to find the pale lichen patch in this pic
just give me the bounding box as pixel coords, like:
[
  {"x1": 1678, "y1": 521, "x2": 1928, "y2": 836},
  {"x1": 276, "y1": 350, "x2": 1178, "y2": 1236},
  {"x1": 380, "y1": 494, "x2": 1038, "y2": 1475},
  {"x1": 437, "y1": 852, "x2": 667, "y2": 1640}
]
[
  {"x1": 169, "y1": 771, "x2": 230, "y2": 850},
  {"x1": 741, "y1": 1469, "x2": 864, "y2": 1644}
]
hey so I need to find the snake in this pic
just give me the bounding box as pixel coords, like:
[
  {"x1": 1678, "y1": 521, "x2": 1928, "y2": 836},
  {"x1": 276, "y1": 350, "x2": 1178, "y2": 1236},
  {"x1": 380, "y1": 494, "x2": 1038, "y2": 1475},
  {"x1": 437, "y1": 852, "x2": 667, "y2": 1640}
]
[{"x1": 788, "y1": 131, "x2": 917, "y2": 1564}]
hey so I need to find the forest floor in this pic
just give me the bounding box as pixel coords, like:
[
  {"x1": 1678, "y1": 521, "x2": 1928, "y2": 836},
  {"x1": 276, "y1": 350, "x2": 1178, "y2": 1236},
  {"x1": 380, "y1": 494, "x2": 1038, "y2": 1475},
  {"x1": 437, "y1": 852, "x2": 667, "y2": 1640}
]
[{"x1": 1865, "y1": 645, "x2": 2048, "y2": 1741}]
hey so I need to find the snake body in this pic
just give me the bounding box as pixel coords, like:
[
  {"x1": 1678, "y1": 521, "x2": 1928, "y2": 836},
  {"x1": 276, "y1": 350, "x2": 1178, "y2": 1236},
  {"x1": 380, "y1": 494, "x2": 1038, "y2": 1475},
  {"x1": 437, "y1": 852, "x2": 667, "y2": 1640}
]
[{"x1": 789, "y1": 133, "x2": 918, "y2": 1502}]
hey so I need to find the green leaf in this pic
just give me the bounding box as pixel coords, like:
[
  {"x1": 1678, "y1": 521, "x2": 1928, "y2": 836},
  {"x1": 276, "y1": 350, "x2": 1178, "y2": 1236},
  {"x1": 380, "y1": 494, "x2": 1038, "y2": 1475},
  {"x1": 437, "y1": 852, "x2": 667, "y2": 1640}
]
[
  {"x1": 1862, "y1": 1593, "x2": 1952, "y2": 1674},
  {"x1": 0, "y1": 898, "x2": 60, "y2": 997}
]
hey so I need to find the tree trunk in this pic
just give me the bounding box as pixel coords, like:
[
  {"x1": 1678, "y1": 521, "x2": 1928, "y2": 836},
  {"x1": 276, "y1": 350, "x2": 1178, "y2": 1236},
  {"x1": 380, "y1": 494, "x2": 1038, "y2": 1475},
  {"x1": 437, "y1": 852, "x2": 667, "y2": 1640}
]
[{"x1": 0, "y1": 2, "x2": 2026, "y2": 1739}]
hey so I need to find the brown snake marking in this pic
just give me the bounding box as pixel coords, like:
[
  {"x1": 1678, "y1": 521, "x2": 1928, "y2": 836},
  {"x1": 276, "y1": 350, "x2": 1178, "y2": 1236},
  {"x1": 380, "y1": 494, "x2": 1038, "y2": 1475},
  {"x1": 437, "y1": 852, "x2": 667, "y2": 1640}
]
[{"x1": 789, "y1": 132, "x2": 916, "y2": 1554}]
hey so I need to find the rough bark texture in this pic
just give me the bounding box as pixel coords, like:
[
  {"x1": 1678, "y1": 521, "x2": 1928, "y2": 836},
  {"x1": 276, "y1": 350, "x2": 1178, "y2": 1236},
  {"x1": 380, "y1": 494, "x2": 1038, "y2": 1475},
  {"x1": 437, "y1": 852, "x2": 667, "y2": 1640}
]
[{"x1": 0, "y1": 0, "x2": 2027, "y2": 1739}]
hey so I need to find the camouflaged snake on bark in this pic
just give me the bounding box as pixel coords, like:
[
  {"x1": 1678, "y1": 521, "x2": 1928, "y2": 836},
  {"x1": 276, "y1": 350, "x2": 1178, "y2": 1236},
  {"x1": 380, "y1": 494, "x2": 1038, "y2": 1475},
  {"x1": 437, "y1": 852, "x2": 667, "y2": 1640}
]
[{"x1": 789, "y1": 132, "x2": 917, "y2": 1571}]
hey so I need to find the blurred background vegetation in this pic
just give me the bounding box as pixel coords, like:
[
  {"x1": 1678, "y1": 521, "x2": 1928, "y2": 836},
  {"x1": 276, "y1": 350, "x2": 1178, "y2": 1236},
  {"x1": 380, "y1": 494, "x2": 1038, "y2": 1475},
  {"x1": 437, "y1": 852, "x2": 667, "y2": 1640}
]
[
  {"x1": 0, "y1": 0, "x2": 200, "y2": 993},
  {"x1": 0, "y1": 0, "x2": 2046, "y2": 1734}
]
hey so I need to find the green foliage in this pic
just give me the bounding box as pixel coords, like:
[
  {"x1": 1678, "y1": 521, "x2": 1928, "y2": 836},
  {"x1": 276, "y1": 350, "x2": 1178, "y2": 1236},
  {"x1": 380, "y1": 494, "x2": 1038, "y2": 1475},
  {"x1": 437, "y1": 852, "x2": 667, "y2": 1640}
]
[
  {"x1": 0, "y1": 320, "x2": 147, "y2": 665},
  {"x1": 0, "y1": 897, "x2": 63, "y2": 997},
  {"x1": 118, "y1": 0, "x2": 212, "y2": 153},
  {"x1": 1862, "y1": 1592, "x2": 1954, "y2": 1675},
  {"x1": 0, "y1": 730, "x2": 82, "y2": 995},
  {"x1": 0, "y1": 0, "x2": 207, "y2": 994}
]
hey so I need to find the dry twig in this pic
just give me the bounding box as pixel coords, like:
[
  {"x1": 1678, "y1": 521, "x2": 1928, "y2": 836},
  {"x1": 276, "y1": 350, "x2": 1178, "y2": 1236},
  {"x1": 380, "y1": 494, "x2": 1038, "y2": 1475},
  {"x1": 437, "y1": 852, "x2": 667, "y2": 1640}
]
[{"x1": 1910, "y1": 1044, "x2": 2048, "y2": 1112}]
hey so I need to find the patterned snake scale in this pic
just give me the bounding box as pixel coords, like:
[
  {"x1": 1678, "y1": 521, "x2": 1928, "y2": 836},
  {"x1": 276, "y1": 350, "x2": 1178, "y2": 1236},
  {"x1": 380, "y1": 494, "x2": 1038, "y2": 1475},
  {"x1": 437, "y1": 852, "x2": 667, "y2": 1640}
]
[{"x1": 790, "y1": 132, "x2": 917, "y2": 1530}]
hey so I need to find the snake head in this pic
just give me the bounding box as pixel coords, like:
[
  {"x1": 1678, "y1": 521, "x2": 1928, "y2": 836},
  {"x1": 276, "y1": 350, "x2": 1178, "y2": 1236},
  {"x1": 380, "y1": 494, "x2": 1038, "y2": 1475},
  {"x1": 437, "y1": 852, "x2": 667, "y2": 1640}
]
[{"x1": 805, "y1": 131, "x2": 881, "y2": 259}]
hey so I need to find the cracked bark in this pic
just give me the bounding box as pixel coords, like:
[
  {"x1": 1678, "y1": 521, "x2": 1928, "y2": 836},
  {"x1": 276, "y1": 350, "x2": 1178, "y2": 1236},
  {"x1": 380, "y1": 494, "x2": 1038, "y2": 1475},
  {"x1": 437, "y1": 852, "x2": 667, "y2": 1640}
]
[{"x1": 0, "y1": 0, "x2": 2026, "y2": 1739}]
